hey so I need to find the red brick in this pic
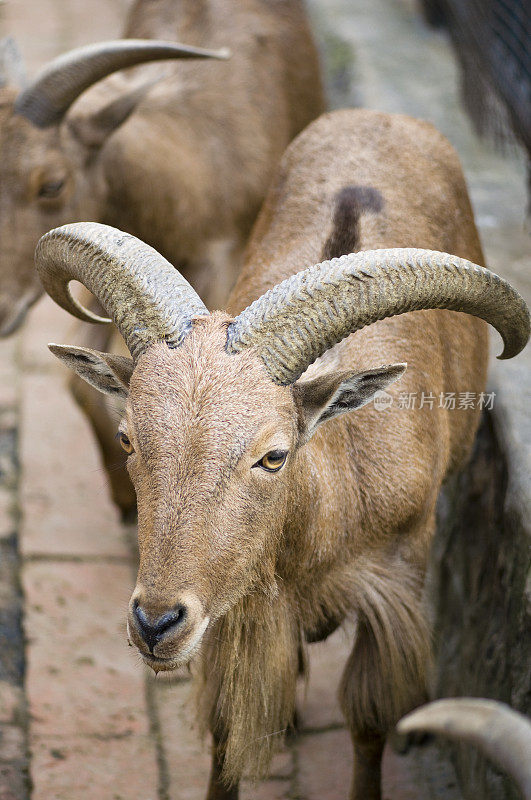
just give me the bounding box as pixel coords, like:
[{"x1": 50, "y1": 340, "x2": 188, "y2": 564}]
[
  {"x1": 0, "y1": 727, "x2": 25, "y2": 763},
  {"x1": 151, "y1": 677, "x2": 212, "y2": 800},
  {"x1": 0, "y1": 684, "x2": 23, "y2": 726},
  {"x1": 23, "y1": 562, "x2": 146, "y2": 739},
  {"x1": 0, "y1": 763, "x2": 27, "y2": 800},
  {"x1": 268, "y1": 747, "x2": 293, "y2": 780},
  {"x1": 30, "y1": 734, "x2": 157, "y2": 800},
  {"x1": 241, "y1": 779, "x2": 291, "y2": 800},
  {"x1": 298, "y1": 628, "x2": 351, "y2": 730},
  {"x1": 19, "y1": 372, "x2": 129, "y2": 558},
  {"x1": 296, "y1": 729, "x2": 352, "y2": 800}
]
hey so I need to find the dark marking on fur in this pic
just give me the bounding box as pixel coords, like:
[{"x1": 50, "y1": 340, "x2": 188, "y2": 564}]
[{"x1": 322, "y1": 185, "x2": 384, "y2": 260}]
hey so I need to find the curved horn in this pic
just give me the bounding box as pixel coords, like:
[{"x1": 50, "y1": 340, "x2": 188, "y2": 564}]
[
  {"x1": 226, "y1": 249, "x2": 530, "y2": 385},
  {"x1": 397, "y1": 699, "x2": 531, "y2": 799},
  {"x1": 14, "y1": 39, "x2": 230, "y2": 128},
  {"x1": 34, "y1": 222, "x2": 209, "y2": 362}
]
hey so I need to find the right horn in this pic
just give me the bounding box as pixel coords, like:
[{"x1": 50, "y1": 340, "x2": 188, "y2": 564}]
[
  {"x1": 397, "y1": 699, "x2": 531, "y2": 800},
  {"x1": 34, "y1": 222, "x2": 209, "y2": 362},
  {"x1": 14, "y1": 38, "x2": 230, "y2": 128},
  {"x1": 226, "y1": 248, "x2": 530, "y2": 385}
]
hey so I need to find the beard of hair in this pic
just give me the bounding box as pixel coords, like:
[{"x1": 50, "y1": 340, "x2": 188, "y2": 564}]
[{"x1": 195, "y1": 587, "x2": 301, "y2": 786}]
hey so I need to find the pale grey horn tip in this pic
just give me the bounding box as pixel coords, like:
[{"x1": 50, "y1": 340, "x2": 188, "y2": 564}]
[
  {"x1": 122, "y1": 39, "x2": 231, "y2": 60},
  {"x1": 215, "y1": 47, "x2": 232, "y2": 60},
  {"x1": 496, "y1": 308, "x2": 530, "y2": 361}
]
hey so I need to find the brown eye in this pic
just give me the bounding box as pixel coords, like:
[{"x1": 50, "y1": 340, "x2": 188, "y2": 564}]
[
  {"x1": 118, "y1": 432, "x2": 134, "y2": 454},
  {"x1": 254, "y1": 450, "x2": 288, "y2": 473},
  {"x1": 38, "y1": 179, "x2": 65, "y2": 200}
]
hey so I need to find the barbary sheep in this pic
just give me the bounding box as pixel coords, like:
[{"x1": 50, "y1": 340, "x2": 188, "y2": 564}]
[{"x1": 35, "y1": 109, "x2": 529, "y2": 799}]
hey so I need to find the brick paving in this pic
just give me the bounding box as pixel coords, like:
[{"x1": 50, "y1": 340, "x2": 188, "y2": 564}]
[{"x1": 0, "y1": 0, "x2": 528, "y2": 799}]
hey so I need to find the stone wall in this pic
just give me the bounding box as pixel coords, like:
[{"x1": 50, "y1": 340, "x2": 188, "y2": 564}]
[
  {"x1": 0, "y1": 339, "x2": 28, "y2": 800},
  {"x1": 431, "y1": 356, "x2": 531, "y2": 800}
]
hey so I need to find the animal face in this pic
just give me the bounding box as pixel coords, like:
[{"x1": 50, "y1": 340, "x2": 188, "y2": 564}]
[
  {"x1": 0, "y1": 90, "x2": 103, "y2": 333},
  {"x1": 122, "y1": 319, "x2": 298, "y2": 671},
  {"x1": 50, "y1": 307, "x2": 406, "y2": 671}
]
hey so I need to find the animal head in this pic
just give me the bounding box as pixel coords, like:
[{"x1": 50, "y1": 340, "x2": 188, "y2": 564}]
[
  {"x1": 35, "y1": 223, "x2": 529, "y2": 672},
  {"x1": 0, "y1": 37, "x2": 228, "y2": 335}
]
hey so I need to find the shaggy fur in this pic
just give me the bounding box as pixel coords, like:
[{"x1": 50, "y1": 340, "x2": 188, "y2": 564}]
[
  {"x1": 52, "y1": 110, "x2": 499, "y2": 800},
  {"x1": 198, "y1": 591, "x2": 301, "y2": 784}
]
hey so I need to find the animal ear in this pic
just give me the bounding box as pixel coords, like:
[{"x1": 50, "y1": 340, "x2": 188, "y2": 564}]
[
  {"x1": 68, "y1": 82, "x2": 154, "y2": 149},
  {"x1": 49, "y1": 343, "x2": 134, "y2": 398},
  {"x1": 293, "y1": 363, "x2": 406, "y2": 441}
]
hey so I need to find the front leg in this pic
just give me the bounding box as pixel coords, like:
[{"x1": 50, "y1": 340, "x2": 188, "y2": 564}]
[
  {"x1": 206, "y1": 738, "x2": 239, "y2": 800},
  {"x1": 349, "y1": 734, "x2": 385, "y2": 800},
  {"x1": 339, "y1": 567, "x2": 432, "y2": 800}
]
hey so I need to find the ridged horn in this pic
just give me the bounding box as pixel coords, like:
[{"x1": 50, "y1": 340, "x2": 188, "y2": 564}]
[
  {"x1": 34, "y1": 222, "x2": 209, "y2": 362},
  {"x1": 397, "y1": 699, "x2": 531, "y2": 799},
  {"x1": 226, "y1": 249, "x2": 530, "y2": 385},
  {"x1": 14, "y1": 39, "x2": 230, "y2": 128}
]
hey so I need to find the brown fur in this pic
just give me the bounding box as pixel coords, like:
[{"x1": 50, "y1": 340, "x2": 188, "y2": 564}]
[
  {"x1": 55, "y1": 109, "x2": 491, "y2": 798},
  {"x1": 0, "y1": 0, "x2": 324, "y2": 514}
]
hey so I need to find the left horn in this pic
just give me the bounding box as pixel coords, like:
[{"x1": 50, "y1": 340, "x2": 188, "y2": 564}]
[
  {"x1": 226, "y1": 249, "x2": 530, "y2": 385},
  {"x1": 14, "y1": 39, "x2": 230, "y2": 128},
  {"x1": 397, "y1": 699, "x2": 531, "y2": 799}
]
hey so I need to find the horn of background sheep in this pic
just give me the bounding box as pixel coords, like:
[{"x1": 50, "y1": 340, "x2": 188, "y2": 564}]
[
  {"x1": 34, "y1": 222, "x2": 209, "y2": 362},
  {"x1": 0, "y1": 37, "x2": 27, "y2": 89},
  {"x1": 226, "y1": 249, "x2": 530, "y2": 385},
  {"x1": 14, "y1": 39, "x2": 230, "y2": 128},
  {"x1": 397, "y1": 699, "x2": 531, "y2": 799}
]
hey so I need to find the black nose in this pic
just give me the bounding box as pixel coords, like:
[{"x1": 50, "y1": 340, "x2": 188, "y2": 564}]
[{"x1": 132, "y1": 600, "x2": 187, "y2": 653}]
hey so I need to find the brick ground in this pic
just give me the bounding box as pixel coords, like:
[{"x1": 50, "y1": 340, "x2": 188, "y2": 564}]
[{"x1": 0, "y1": 0, "x2": 528, "y2": 799}]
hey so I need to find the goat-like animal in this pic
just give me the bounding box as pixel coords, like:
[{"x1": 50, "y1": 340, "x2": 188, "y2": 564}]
[
  {"x1": 35, "y1": 109, "x2": 529, "y2": 799},
  {"x1": 0, "y1": 34, "x2": 228, "y2": 333},
  {"x1": 0, "y1": 0, "x2": 325, "y2": 514}
]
